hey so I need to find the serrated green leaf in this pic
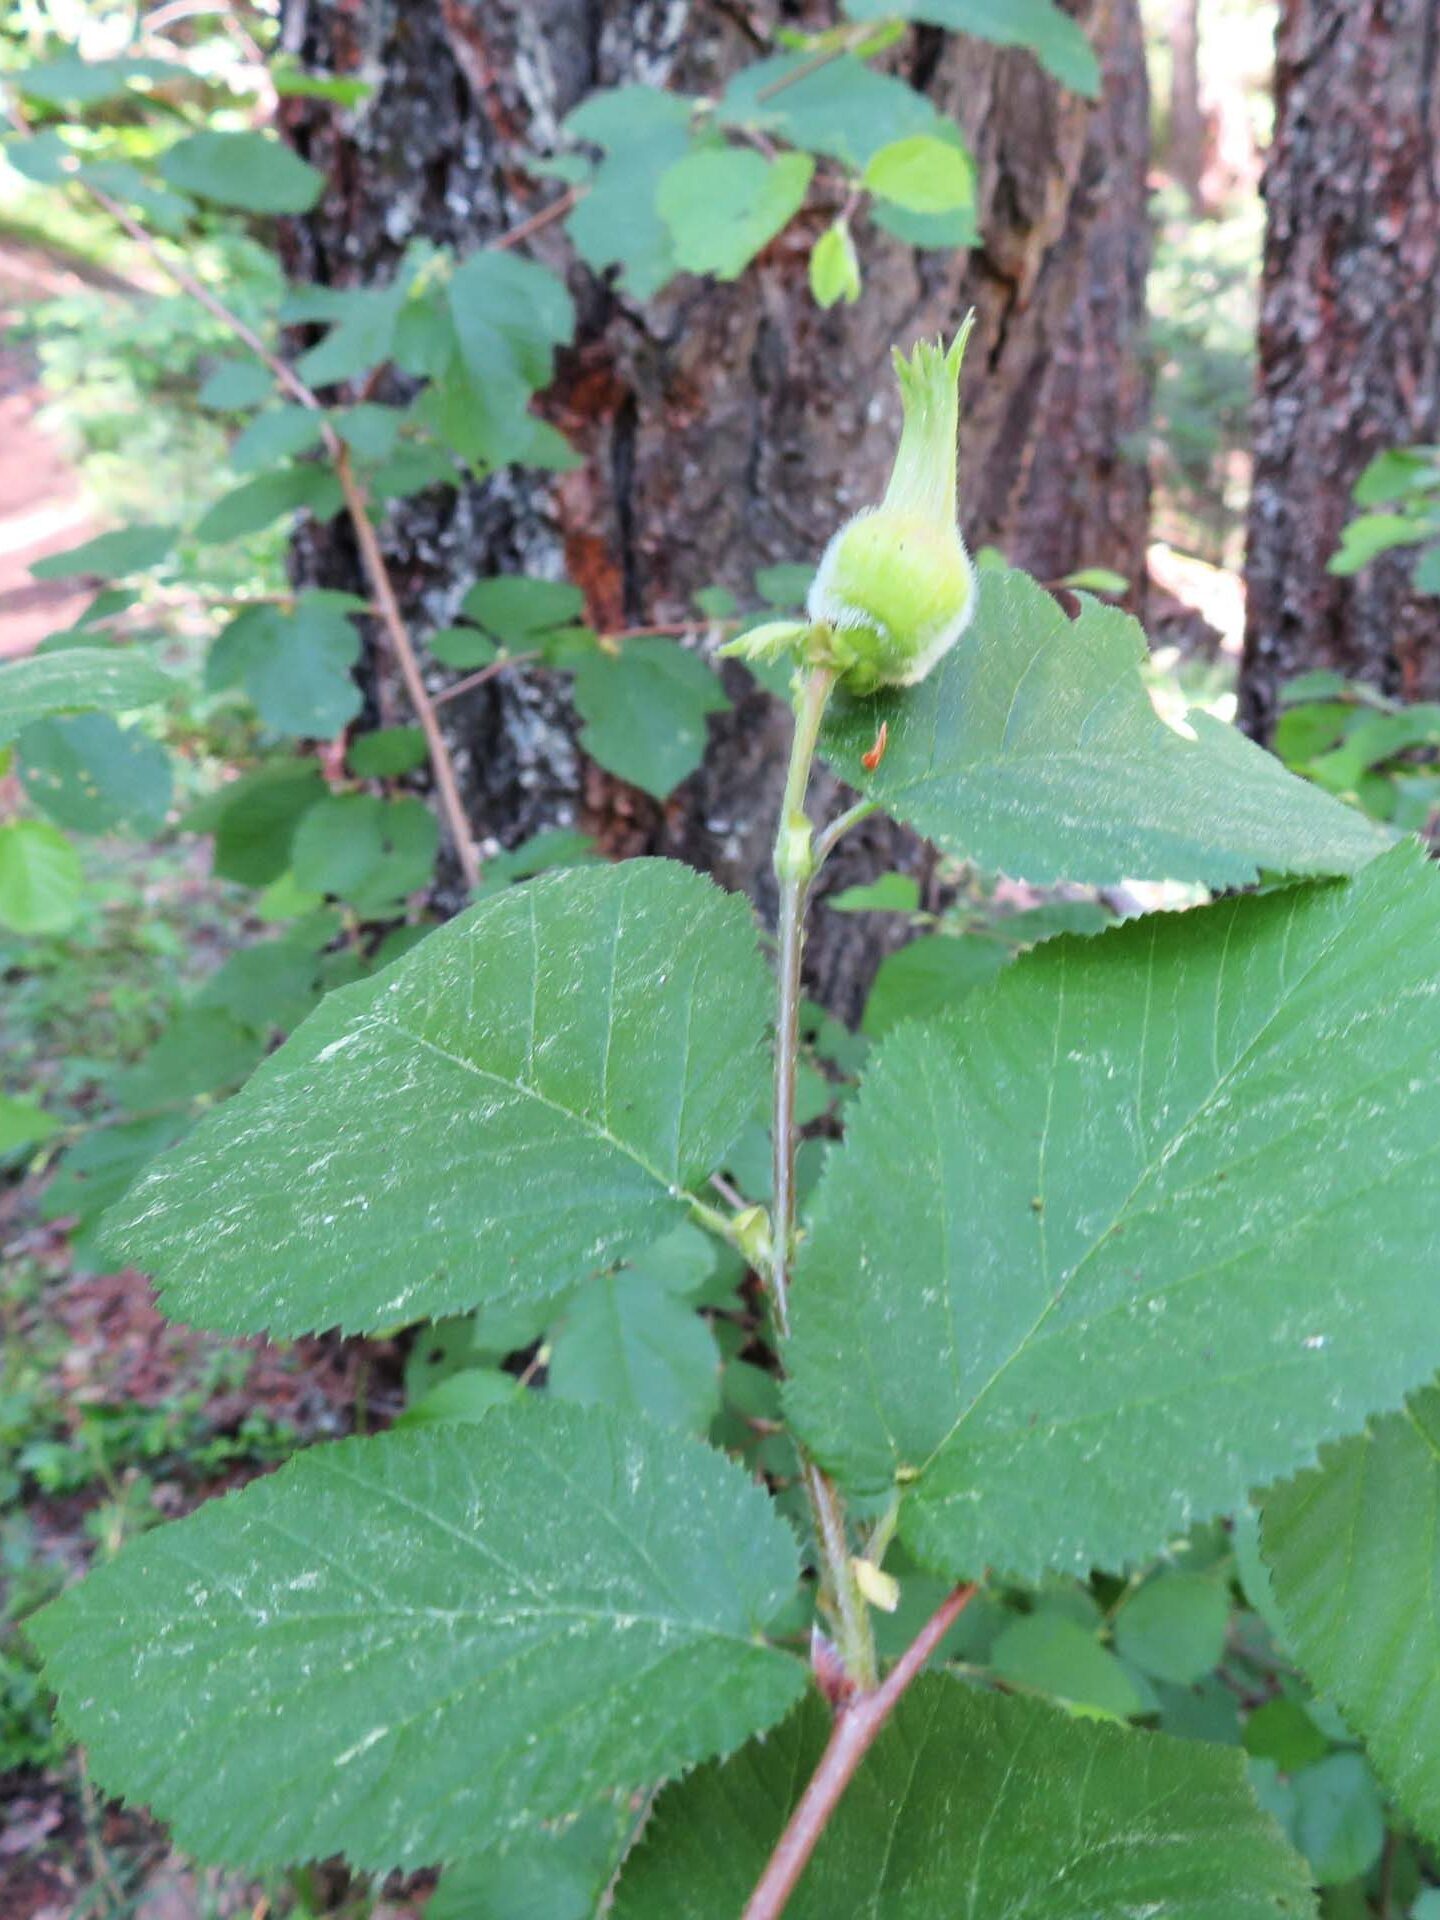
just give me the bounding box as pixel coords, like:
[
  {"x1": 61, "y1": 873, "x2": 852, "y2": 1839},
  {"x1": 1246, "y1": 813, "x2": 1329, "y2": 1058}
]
[
  {"x1": 612, "y1": 1678, "x2": 1315, "y2": 1918},
  {"x1": 294, "y1": 277, "x2": 413, "y2": 389},
  {"x1": 826, "y1": 871, "x2": 921, "y2": 913},
  {"x1": 719, "y1": 54, "x2": 948, "y2": 170},
  {"x1": 0, "y1": 648, "x2": 174, "y2": 746},
  {"x1": 1329, "y1": 511, "x2": 1431, "y2": 575},
  {"x1": 462, "y1": 575, "x2": 584, "y2": 643},
  {"x1": 31, "y1": 524, "x2": 174, "y2": 582},
  {"x1": 861, "y1": 930, "x2": 1009, "y2": 1036},
  {"x1": 427, "y1": 253, "x2": 575, "y2": 470},
  {"x1": 32, "y1": 1402, "x2": 805, "y2": 1872},
  {"x1": 230, "y1": 406, "x2": 326, "y2": 473},
  {"x1": 429, "y1": 1802, "x2": 632, "y2": 1920},
  {"x1": 5, "y1": 128, "x2": 73, "y2": 184},
  {"x1": 194, "y1": 466, "x2": 342, "y2": 544},
  {"x1": 564, "y1": 87, "x2": 696, "y2": 300},
  {"x1": 1113, "y1": 1572, "x2": 1231, "y2": 1686},
  {"x1": 194, "y1": 940, "x2": 323, "y2": 1037},
  {"x1": 198, "y1": 360, "x2": 274, "y2": 411},
  {"x1": 0, "y1": 821, "x2": 82, "y2": 933},
  {"x1": 572, "y1": 638, "x2": 729, "y2": 799},
  {"x1": 157, "y1": 130, "x2": 324, "y2": 213},
  {"x1": 207, "y1": 595, "x2": 361, "y2": 737},
  {"x1": 990, "y1": 1610, "x2": 1146, "y2": 1718},
  {"x1": 18, "y1": 54, "x2": 183, "y2": 106},
  {"x1": 787, "y1": 843, "x2": 1440, "y2": 1582},
  {"x1": 843, "y1": 0, "x2": 1101, "y2": 98},
  {"x1": 1353, "y1": 448, "x2": 1440, "y2": 505},
  {"x1": 823, "y1": 568, "x2": 1389, "y2": 886},
  {"x1": 0, "y1": 1094, "x2": 60, "y2": 1155},
  {"x1": 1263, "y1": 1383, "x2": 1440, "y2": 1845},
  {"x1": 102, "y1": 861, "x2": 770, "y2": 1336},
  {"x1": 395, "y1": 1368, "x2": 522, "y2": 1427},
  {"x1": 18, "y1": 713, "x2": 172, "y2": 836},
  {"x1": 550, "y1": 1271, "x2": 721, "y2": 1432},
  {"x1": 203, "y1": 760, "x2": 325, "y2": 885},
  {"x1": 656, "y1": 149, "x2": 814, "y2": 282},
  {"x1": 113, "y1": 1010, "x2": 264, "y2": 1111},
  {"x1": 1291, "y1": 1752, "x2": 1385, "y2": 1885},
  {"x1": 348, "y1": 725, "x2": 427, "y2": 777},
  {"x1": 863, "y1": 134, "x2": 974, "y2": 212}
]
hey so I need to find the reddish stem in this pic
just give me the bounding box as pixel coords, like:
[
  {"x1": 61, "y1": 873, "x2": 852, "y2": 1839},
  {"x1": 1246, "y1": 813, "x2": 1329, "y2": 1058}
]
[{"x1": 740, "y1": 1583, "x2": 977, "y2": 1920}]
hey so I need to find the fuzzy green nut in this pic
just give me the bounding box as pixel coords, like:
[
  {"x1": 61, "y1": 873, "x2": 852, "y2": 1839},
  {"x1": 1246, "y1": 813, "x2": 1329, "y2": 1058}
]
[{"x1": 808, "y1": 315, "x2": 977, "y2": 693}]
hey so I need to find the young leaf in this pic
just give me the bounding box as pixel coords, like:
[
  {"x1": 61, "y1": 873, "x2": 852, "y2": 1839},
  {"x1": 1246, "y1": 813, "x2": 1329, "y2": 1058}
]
[
  {"x1": 0, "y1": 649, "x2": 173, "y2": 746},
  {"x1": 157, "y1": 130, "x2": 325, "y2": 214},
  {"x1": 656, "y1": 149, "x2": 815, "y2": 282},
  {"x1": 989, "y1": 1611, "x2": 1146, "y2": 1718},
  {"x1": 17, "y1": 714, "x2": 172, "y2": 836},
  {"x1": 462, "y1": 576, "x2": 585, "y2": 644},
  {"x1": 31, "y1": 1402, "x2": 806, "y2": 1872},
  {"x1": 821, "y1": 567, "x2": 1389, "y2": 886},
  {"x1": 863, "y1": 134, "x2": 974, "y2": 213},
  {"x1": 1262, "y1": 1383, "x2": 1440, "y2": 1847},
  {"x1": 0, "y1": 821, "x2": 83, "y2": 934},
  {"x1": 612, "y1": 1679, "x2": 1315, "y2": 1917},
  {"x1": 571, "y1": 638, "x2": 730, "y2": 800},
  {"x1": 0, "y1": 1093, "x2": 60, "y2": 1156},
  {"x1": 787, "y1": 843, "x2": 1440, "y2": 1581},
  {"x1": 348, "y1": 725, "x2": 427, "y2": 778},
  {"x1": 102, "y1": 861, "x2": 771, "y2": 1335},
  {"x1": 808, "y1": 220, "x2": 862, "y2": 309}
]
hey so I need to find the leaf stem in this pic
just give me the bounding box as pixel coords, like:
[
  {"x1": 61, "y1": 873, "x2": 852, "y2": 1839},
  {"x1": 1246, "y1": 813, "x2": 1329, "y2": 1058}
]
[
  {"x1": 811, "y1": 797, "x2": 878, "y2": 870},
  {"x1": 769, "y1": 666, "x2": 876, "y2": 1692},
  {"x1": 740, "y1": 1583, "x2": 977, "y2": 1920},
  {"x1": 73, "y1": 180, "x2": 482, "y2": 891}
]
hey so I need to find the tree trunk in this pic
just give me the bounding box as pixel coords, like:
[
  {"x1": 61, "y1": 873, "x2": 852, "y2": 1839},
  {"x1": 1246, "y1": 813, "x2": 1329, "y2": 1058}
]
[
  {"x1": 1238, "y1": 0, "x2": 1440, "y2": 744},
  {"x1": 278, "y1": 0, "x2": 1150, "y2": 1020},
  {"x1": 1167, "y1": 0, "x2": 1209, "y2": 210}
]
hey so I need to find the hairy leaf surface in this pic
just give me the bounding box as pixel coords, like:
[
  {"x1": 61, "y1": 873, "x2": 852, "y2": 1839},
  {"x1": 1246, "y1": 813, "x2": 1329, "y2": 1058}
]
[
  {"x1": 788, "y1": 844, "x2": 1440, "y2": 1578},
  {"x1": 612, "y1": 1679, "x2": 1314, "y2": 1917},
  {"x1": 103, "y1": 861, "x2": 769, "y2": 1335},
  {"x1": 821, "y1": 568, "x2": 1387, "y2": 885},
  {"x1": 32, "y1": 1402, "x2": 805, "y2": 1872},
  {"x1": 1263, "y1": 1384, "x2": 1440, "y2": 1846}
]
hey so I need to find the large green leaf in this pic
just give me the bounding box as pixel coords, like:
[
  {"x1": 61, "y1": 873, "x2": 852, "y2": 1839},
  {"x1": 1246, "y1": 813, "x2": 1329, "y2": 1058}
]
[
  {"x1": 102, "y1": 861, "x2": 770, "y2": 1335},
  {"x1": 0, "y1": 648, "x2": 174, "y2": 746},
  {"x1": 787, "y1": 843, "x2": 1440, "y2": 1581},
  {"x1": 821, "y1": 569, "x2": 1388, "y2": 886},
  {"x1": 1262, "y1": 1383, "x2": 1440, "y2": 1846},
  {"x1": 612, "y1": 1678, "x2": 1314, "y2": 1918},
  {"x1": 32, "y1": 1401, "x2": 805, "y2": 1872}
]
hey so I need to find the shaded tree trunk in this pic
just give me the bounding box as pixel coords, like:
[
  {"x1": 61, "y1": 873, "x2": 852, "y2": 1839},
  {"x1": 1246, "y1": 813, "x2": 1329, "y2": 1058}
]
[
  {"x1": 279, "y1": 0, "x2": 1150, "y2": 1019},
  {"x1": 1239, "y1": 0, "x2": 1440, "y2": 744}
]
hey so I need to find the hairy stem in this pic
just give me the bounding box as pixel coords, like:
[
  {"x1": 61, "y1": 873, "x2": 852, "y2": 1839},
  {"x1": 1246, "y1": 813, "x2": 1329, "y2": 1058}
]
[
  {"x1": 741, "y1": 1584, "x2": 977, "y2": 1920},
  {"x1": 769, "y1": 667, "x2": 876, "y2": 1691},
  {"x1": 75, "y1": 182, "x2": 482, "y2": 891}
]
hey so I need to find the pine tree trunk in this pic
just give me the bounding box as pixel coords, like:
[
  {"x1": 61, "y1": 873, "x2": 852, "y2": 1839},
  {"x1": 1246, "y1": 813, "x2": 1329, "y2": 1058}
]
[
  {"x1": 1238, "y1": 0, "x2": 1440, "y2": 744},
  {"x1": 278, "y1": 0, "x2": 1150, "y2": 1018}
]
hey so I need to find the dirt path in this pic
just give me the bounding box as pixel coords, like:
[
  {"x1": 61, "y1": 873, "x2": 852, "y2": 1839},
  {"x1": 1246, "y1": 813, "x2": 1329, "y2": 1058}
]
[{"x1": 0, "y1": 242, "x2": 132, "y2": 659}]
